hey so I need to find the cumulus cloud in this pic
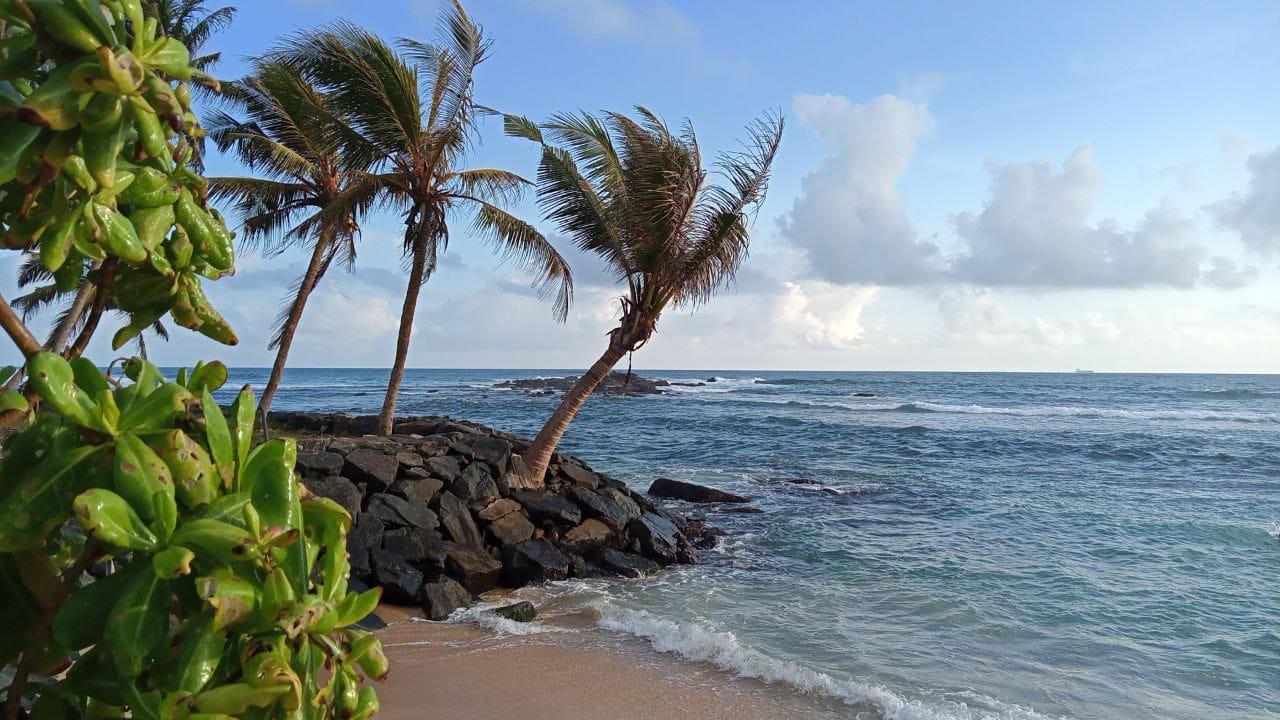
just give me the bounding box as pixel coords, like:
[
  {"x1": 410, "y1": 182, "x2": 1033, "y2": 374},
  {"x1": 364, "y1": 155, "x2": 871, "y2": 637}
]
[
  {"x1": 1209, "y1": 145, "x2": 1280, "y2": 254},
  {"x1": 768, "y1": 282, "x2": 877, "y2": 349},
  {"x1": 935, "y1": 289, "x2": 1124, "y2": 348},
  {"x1": 778, "y1": 93, "x2": 945, "y2": 285}
]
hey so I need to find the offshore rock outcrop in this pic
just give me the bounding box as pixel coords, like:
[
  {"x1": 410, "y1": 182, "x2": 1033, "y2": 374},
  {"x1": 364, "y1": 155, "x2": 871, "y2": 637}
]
[
  {"x1": 271, "y1": 412, "x2": 716, "y2": 621},
  {"x1": 494, "y1": 371, "x2": 669, "y2": 396}
]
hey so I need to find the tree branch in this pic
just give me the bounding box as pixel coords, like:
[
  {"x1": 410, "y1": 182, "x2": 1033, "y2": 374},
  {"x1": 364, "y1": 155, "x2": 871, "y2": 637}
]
[
  {"x1": 0, "y1": 292, "x2": 43, "y2": 358},
  {"x1": 64, "y1": 259, "x2": 116, "y2": 360}
]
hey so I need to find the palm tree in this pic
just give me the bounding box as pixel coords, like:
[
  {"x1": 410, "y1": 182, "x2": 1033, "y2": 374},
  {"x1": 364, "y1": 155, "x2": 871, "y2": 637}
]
[
  {"x1": 504, "y1": 108, "x2": 783, "y2": 488},
  {"x1": 275, "y1": 3, "x2": 573, "y2": 435},
  {"x1": 205, "y1": 58, "x2": 370, "y2": 416},
  {"x1": 142, "y1": 0, "x2": 237, "y2": 73}
]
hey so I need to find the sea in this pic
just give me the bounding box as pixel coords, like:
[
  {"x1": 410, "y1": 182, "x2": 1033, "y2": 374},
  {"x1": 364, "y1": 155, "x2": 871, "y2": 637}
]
[{"x1": 221, "y1": 368, "x2": 1280, "y2": 720}]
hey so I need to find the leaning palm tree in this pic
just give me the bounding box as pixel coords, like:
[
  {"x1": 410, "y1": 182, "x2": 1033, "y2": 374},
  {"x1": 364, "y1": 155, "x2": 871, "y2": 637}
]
[
  {"x1": 205, "y1": 58, "x2": 371, "y2": 416},
  {"x1": 276, "y1": 3, "x2": 573, "y2": 435},
  {"x1": 504, "y1": 108, "x2": 783, "y2": 488}
]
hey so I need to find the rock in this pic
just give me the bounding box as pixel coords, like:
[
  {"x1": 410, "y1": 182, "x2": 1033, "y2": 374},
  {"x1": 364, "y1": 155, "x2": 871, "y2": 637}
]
[
  {"x1": 495, "y1": 601, "x2": 537, "y2": 622},
  {"x1": 435, "y1": 492, "x2": 483, "y2": 546},
  {"x1": 295, "y1": 451, "x2": 345, "y2": 477},
  {"x1": 450, "y1": 462, "x2": 500, "y2": 504},
  {"x1": 425, "y1": 455, "x2": 463, "y2": 483},
  {"x1": 512, "y1": 491, "x2": 582, "y2": 527},
  {"x1": 302, "y1": 476, "x2": 362, "y2": 521},
  {"x1": 476, "y1": 497, "x2": 521, "y2": 522},
  {"x1": 470, "y1": 436, "x2": 511, "y2": 474},
  {"x1": 628, "y1": 512, "x2": 680, "y2": 565},
  {"x1": 347, "y1": 515, "x2": 384, "y2": 579},
  {"x1": 495, "y1": 371, "x2": 667, "y2": 396},
  {"x1": 722, "y1": 506, "x2": 764, "y2": 514},
  {"x1": 366, "y1": 493, "x2": 439, "y2": 530},
  {"x1": 852, "y1": 391, "x2": 876, "y2": 397},
  {"x1": 502, "y1": 539, "x2": 570, "y2": 586},
  {"x1": 558, "y1": 462, "x2": 599, "y2": 490},
  {"x1": 395, "y1": 451, "x2": 424, "y2": 469},
  {"x1": 421, "y1": 577, "x2": 471, "y2": 621},
  {"x1": 388, "y1": 476, "x2": 444, "y2": 505},
  {"x1": 344, "y1": 449, "x2": 399, "y2": 493},
  {"x1": 401, "y1": 466, "x2": 431, "y2": 481},
  {"x1": 487, "y1": 511, "x2": 534, "y2": 546},
  {"x1": 595, "y1": 548, "x2": 659, "y2": 577},
  {"x1": 706, "y1": 376, "x2": 717, "y2": 382},
  {"x1": 381, "y1": 527, "x2": 446, "y2": 569},
  {"x1": 393, "y1": 419, "x2": 439, "y2": 435},
  {"x1": 568, "y1": 486, "x2": 629, "y2": 529},
  {"x1": 648, "y1": 477, "x2": 749, "y2": 504},
  {"x1": 371, "y1": 548, "x2": 423, "y2": 604},
  {"x1": 597, "y1": 487, "x2": 642, "y2": 525},
  {"x1": 561, "y1": 518, "x2": 614, "y2": 555},
  {"x1": 445, "y1": 543, "x2": 503, "y2": 594},
  {"x1": 567, "y1": 553, "x2": 606, "y2": 578}
]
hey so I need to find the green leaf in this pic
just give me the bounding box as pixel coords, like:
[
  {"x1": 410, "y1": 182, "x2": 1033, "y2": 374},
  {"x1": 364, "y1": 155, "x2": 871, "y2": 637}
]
[
  {"x1": 27, "y1": 351, "x2": 96, "y2": 427},
  {"x1": 333, "y1": 587, "x2": 382, "y2": 628},
  {"x1": 0, "y1": 389, "x2": 28, "y2": 412},
  {"x1": 201, "y1": 390, "x2": 233, "y2": 490},
  {"x1": 170, "y1": 518, "x2": 257, "y2": 564},
  {"x1": 246, "y1": 438, "x2": 307, "y2": 592},
  {"x1": 193, "y1": 683, "x2": 288, "y2": 715},
  {"x1": 0, "y1": 444, "x2": 105, "y2": 552},
  {"x1": 63, "y1": 644, "x2": 128, "y2": 708},
  {"x1": 69, "y1": 357, "x2": 110, "y2": 396},
  {"x1": 197, "y1": 569, "x2": 258, "y2": 631},
  {"x1": 228, "y1": 384, "x2": 255, "y2": 491},
  {"x1": 0, "y1": 554, "x2": 39, "y2": 667},
  {"x1": 118, "y1": 382, "x2": 194, "y2": 433},
  {"x1": 74, "y1": 488, "x2": 160, "y2": 551},
  {"x1": 54, "y1": 561, "x2": 147, "y2": 651},
  {"x1": 187, "y1": 361, "x2": 228, "y2": 394},
  {"x1": 152, "y1": 545, "x2": 195, "y2": 578},
  {"x1": 171, "y1": 616, "x2": 225, "y2": 695},
  {"x1": 113, "y1": 433, "x2": 175, "y2": 528},
  {"x1": 104, "y1": 568, "x2": 171, "y2": 679}
]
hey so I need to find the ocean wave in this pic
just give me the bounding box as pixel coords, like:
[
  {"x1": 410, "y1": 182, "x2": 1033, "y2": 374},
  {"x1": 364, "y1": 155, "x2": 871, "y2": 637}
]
[
  {"x1": 596, "y1": 606, "x2": 1059, "y2": 720},
  {"x1": 753, "y1": 378, "x2": 812, "y2": 386},
  {"x1": 881, "y1": 402, "x2": 1280, "y2": 424},
  {"x1": 448, "y1": 602, "x2": 570, "y2": 636},
  {"x1": 1268, "y1": 522, "x2": 1280, "y2": 540},
  {"x1": 1186, "y1": 389, "x2": 1280, "y2": 400}
]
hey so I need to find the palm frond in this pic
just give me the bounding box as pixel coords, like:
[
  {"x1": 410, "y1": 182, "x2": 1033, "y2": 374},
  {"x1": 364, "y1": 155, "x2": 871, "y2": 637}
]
[{"x1": 458, "y1": 196, "x2": 573, "y2": 322}]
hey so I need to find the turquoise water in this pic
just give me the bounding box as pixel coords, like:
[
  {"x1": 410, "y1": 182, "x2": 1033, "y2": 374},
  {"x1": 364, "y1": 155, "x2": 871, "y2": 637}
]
[{"x1": 222, "y1": 368, "x2": 1280, "y2": 719}]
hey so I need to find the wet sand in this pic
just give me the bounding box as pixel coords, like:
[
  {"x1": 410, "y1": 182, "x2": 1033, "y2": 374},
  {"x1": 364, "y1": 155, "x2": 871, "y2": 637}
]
[{"x1": 374, "y1": 606, "x2": 840, "y2": 719}]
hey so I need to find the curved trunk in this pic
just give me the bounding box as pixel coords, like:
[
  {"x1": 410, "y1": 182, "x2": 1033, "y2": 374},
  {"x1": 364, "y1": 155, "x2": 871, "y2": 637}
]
[
  {"x1": 512, "y1": 341, "x2": 629, "y2": 489},
  {"x1": 46, "y1": 278, "x2": 96, "y2": 352},
  {"x1": 377, "y1": 237, "x2": 429, "y2": 435},
  {"x1": 64, "y1": 258, "x2": 115, "y2": 360},
  {"x1": 257, "y1": 238, "x2": 330, "y2": 417}
]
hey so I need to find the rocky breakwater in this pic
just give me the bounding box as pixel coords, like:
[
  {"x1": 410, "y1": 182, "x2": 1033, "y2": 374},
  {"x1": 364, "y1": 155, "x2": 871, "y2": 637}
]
[
  {"x1": 495, "y1": 370, "x2": 672, "y2": 396},
  {"x1": 272, "y1": 412, "x2": 715, "y2": 620}
]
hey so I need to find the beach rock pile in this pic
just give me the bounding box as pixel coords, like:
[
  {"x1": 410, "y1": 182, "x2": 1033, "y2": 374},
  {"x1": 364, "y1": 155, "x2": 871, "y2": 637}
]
[
  {"x1": 271, "y1": 412, "x2": 715, "y2": 620},
  {"x1": 494, "y1": 371, "x2": 670, "y2": 396}
]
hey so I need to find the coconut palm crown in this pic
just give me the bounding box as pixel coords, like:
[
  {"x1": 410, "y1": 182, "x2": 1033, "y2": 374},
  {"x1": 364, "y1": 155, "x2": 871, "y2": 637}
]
[
  {"x1": 273, "y1": 2, "x2": 573, "y2": 435},
  {"x1": 504, "y1": 107, "x2": 783, "y2": 487}
]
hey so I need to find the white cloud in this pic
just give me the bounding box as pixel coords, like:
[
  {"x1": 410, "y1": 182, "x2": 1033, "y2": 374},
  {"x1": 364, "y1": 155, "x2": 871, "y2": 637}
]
[
  {"x1": 1209, "y1": 145, "x2": 1280, "y2": 254},
  {"x1": 522, "y1": 0, "x2": 698, "y2": 46},
  {"x1": 769, "y1": 282, "x2": 877, "y2": 349},
  {"x1": 778, "y1": 93, "x2": 944, "y2": 285}
]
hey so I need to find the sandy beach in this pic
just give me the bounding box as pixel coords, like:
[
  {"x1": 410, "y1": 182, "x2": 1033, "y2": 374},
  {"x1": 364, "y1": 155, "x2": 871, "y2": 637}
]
[{"x1": 373, "y1": 606, "x2": 840, "y2": 720}]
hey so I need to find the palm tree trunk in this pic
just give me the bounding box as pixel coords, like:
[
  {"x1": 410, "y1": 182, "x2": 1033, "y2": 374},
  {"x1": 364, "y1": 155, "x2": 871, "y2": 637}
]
[
  {"x1": 512, "y1": 341, "x2": 629, "y2": 489},
  {"x1": 377, "y1": 238, "x2": 429, "y2": 435},
  {"x1": 258, "y1": 238, "x2": 329, "y2": 417},
  {"x1": 46, "y1": 278, "x2": 96, "y2": 352}
]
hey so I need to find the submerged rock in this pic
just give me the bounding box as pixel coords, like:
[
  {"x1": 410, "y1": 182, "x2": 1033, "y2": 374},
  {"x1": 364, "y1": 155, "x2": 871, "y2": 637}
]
[
  {"x1": 648, "y1": 477, "x2": 750, "y2": 504},
  {"x1": 495, "y1": 601, "x2": 537, "y2": 622}
]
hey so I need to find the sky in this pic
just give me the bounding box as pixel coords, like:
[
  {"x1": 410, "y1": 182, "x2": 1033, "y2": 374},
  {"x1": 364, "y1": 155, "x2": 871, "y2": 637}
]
[{"x1": 6, "y1": 0, "x2": 1280, "y2": 372}]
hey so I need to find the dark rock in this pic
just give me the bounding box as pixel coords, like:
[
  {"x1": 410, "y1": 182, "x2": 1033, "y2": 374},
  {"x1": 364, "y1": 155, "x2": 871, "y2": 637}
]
[
  {"x1": 567, "y1": 553, "x2": 606, "y2": 578},
  {"x1": 512, "y1": 491, "x2": 582, "y2": 527},
  {"x1": 367, "y1": 493, "x2": 439, "y2": 530},
  {"x1": 628, "y1": 512, "x2": 680, "y2": 565},
  {"x1": 677, "y1": 545, "x2": 700, "y2": 564},
  {"x1": 648, "y1": 477, "x2": 749, "y2": 504},
  {"x1": 558, "y1": 462, "x2": 599, "y2": 489},
  {"x1": 382, "y1": 527, "x2": 446, "y2": 569},
  {"x1": 395, "y1": 451, "x2": 424, "y2": 469},
  {"x1": 425, "y1": 455, "x2": 463, "y2": 483},
  {"x1": 487, "y1": 511, "x2": 535, "y2": 546},
  {"x1": 353, "y1": 611, "x2": 388, "y2": 630},
  {"x1": 721, "y1": 505, "x2": 764, "y2": 514},
  {"x1": 394, "y1": 419, "x2": 440, "y2": 435},
  {"x1": 561, "y1": 518, "x2": 614, "y2": 555},
  {"x1": 782, "y1": 478, "x2": 819, "y2": 485},
  {"x1": 470, "y1": 436, "x2": 511, "y2": 474},
  {"x1": 296, "y1": 451, "x2": 345, "y2": 477},
  {"x1": 706, "y1": 376, "x2": 717, "y2": 382},
  {"x1": 388, "y1": 476, "x2": 444, "y2": 505},
  {"x1": 344, "y1": 449, "x2": 399, "y2": 493},
  {"x1": 852, "y1": 391, "x2": 876, "y2": 397},
  {"x1": 502, "y1": 539, "x2": 570, "y2": 586},
  {"x1": 568, "y1": 486, "x2": 629, "y2": 529},
  {"x1": 595, "y1": 548, "x2": 659, "y2": 577},
  {"x1": 435, "y1": 491, "x2": 483, "y2": 546},
  {"x1": 421, "y1": 577, "x2": 471, "y2": 621},
  {"x1": 597, "y1": 487, "x2": 642, "y2": 525},
  {"x1": 302, "y1": 476, "x2": 362, "y2": 521},
  {"x1": 495, "y1": 601, "x2": 537, "y2": 622},
  {"x1": 347, "y1": 515, "x2": 384, "y2": 579},
  {"x1": 476, "y1": 497, "x2": 521, "y2": 522},
  {"x1": 401, "y1": 466, "x2": 432, "y2": 481},
  {"x1": 445, "y1": 543, "x2": 503, "y2": 594},
  {"x1": 450, "y1": 462, "x2": 500, "y2": 504},
  {"x1": 371, "y1": 548, "x2": 423, "y2": 604},
  {"x1": 495, "y1": 371, "x2": 667, "y2": 396}
]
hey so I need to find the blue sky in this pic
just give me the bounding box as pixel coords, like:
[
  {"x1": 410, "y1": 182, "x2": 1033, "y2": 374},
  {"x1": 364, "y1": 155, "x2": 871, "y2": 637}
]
[{"x1": 7, "y1": 0, "x2": 1279, "y2": 371}]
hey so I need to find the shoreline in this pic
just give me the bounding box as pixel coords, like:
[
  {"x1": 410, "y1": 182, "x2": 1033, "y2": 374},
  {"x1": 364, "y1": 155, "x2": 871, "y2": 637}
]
[{"x1": 373, "y1": 604, "x2": 843, "y2": 720}]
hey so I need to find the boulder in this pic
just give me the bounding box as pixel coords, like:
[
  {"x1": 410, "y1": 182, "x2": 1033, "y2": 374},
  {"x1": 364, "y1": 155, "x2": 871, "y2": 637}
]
[
  {"x1": 648, "y1": 477, "x2": 749, "y2": 504},
  {"x1": 400, "y1": 466, "x2": 431, "y2": 481},
  {"x1": 628, "y1": 512, "x2": 680, "y2": 565},
  {"x1": 561, "y1": 518, "x2": 614, "y2": 555},
  {"x1": 346, "y1": 515, "x2": 384, "y2": 579},
  {"x1": 393, "y1": 419, "x2": 439, "y2": 435},
  {"x1": 470, "y1": 436, "x2": 511, "y2": 474},
  {"x1": 495, "y1": 601, "x2": 537, "y2": 622},
  {"x1": 558, "y1": 462, "x2": 599, "y2": 490},
  {"x1": 502, "y1": 539, "x2": 570, "y2": 586},
  {"x1": 597, "y1": 487, "x2": 642, "y2": 525},
  {"x1": 721, "y1": 505, "x2": 764, "y2": 514},
  {"x1": 450, "y1": 462, "x2": 500, "y2": 504},
  {"x1": 567, "y1": 553, "x2": 606, "y2": 579},
  {"x1": 366, "y1": 494, "x2": 439, "y2": 531},
  {"x1": 302, "y1": 476, "x2": 362, "y2": 521},
  {"x1": 568, "y1": 486, "x2": 629, "y2": 529},
  {"x1": 371, "y1": 548, "x2": 423, "y2": 604},
  {"x1": 512, "y1": 491, "x2": 582, "y2": 527},
  {"x1": 594, "y1": 548, "x2": 659, "y2": 577},
  {"x1": 476, "y1": 497, "x2": 521, "y2": 522},
  {"x1": 395, "y1": 451, "x2": 424, "y2": 469},
  {"x1": 295, "y1": 451, "x2": 345, "y2": 477},
  {"x1": 388, "y1": 477, "x2": 444, "y2": 505},
  {"x1": 435, "y1": 492, "x2": 483, "y2": 546},
  {"x1": 425, "y1": 455, "x2": 463, "y2": 483},
  {"x1": 381, "y1": 527, "x2": 446, "y2": 569},
  {"x1": 421, "y1": 577, "x2": 471, "y2": 621},
  {"x1": 487, "y1": 511, "x2": 534, "y2": 546},
  {"x1": 445, "y1": 543, "x2": 503, "y2": 594},
  {"x1": 344, "y1": 449, "x2": 399, "y2": 493}
]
